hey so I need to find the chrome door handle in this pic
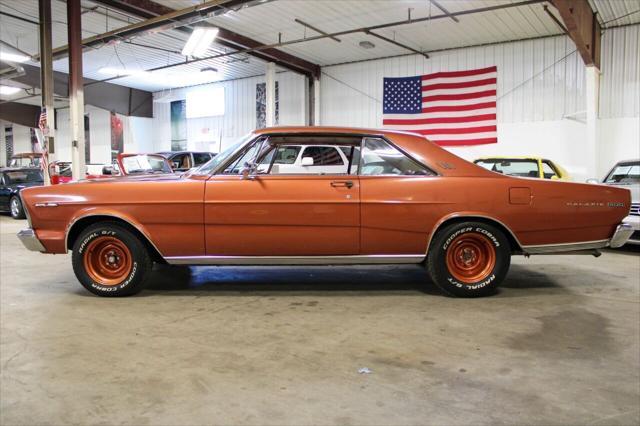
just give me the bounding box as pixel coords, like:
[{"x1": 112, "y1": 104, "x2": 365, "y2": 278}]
[{"x1": 331, "y1": 180, "x2": 354, "y2": 188}]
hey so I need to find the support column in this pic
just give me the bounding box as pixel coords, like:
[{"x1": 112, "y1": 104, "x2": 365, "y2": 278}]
[
  {"x1": 68, "y1": 0, "x2": 85, "y2": 180},
  {"x1": 585, "y1": 65, "x2": 600, "y2": 179},
  {"x1": 38, "y1": 0, "x2": 54, "y2": 185},
  {"x1": 265, "y1": 62, "x2": 276, "y2": 128},
  {"x1": 313, "y1": 77, "x2": 320, "y2": 126}
]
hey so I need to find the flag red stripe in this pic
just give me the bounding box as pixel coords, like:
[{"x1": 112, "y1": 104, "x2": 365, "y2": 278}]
[
  {"x1": 422, "y1": 78, "x2": 496, "y2": 91},
  {"x1": 423, "y1": 90, "x2": 496, "y2": 102},
  {"x1": 421, "y1": 66, "x2": 497, "y2": 81},
  {"x1": 413, "y1": 125, "x2": 497, "y2": 135},
  {"x1": 383, "y1": 113, "x2": 496, "y2": 126},
  {"x1": 422, "y1": 101, "x2": 496, "y2": 113},
  {"x1": 431, "y1": 137, "x2": 498, "y2": 146}
]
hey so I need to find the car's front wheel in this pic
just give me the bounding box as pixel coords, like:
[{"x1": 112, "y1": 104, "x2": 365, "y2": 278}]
[
  {"x1": 71, "y1": 222, "x2": 153, "y2": 296},
  {"x1": 427, "y1": 221, "x2": 511, "y2": 297},
  {"x1": 9, "y1": 196, "x2": 25, "y2": 219}
]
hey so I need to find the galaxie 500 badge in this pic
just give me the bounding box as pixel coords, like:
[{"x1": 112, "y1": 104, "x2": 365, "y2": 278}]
[{"x1": 566, "y1": 201, "x2": 625, "y2": 207}]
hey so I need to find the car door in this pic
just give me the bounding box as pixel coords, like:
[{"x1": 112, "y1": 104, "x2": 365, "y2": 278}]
[
  {"x1": 204, "y1": 136, "x2": 361, "y2": 256},
  {"x1": 0, "y1": 174, "x2": 11, "y2": 210},
  {"x1": 358, "y1": 137, "x2": 439, "y2": 255}
]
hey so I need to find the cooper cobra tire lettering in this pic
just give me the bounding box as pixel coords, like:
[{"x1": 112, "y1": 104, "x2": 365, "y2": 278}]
[{"x1": 427, "y1": 221, "x2": 511, "y2": 298}]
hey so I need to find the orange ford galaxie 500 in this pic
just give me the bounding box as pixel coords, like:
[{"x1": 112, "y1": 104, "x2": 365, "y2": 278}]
[{"x1": 17, "y1": 127, "x2": 634, "y2": 297}]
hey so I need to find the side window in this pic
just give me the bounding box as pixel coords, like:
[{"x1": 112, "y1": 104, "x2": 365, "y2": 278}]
[
  {"x1": 542, "y1": 161, "x2": 559, "y2": 179},
  {"x1": 301, "y1": 146, "x2": 344, "y2": 166},
  {"x1": 193, "y1": 153, "x2": 212, "y2": 166},
  {"x1": 339, "y1": 146, "x2": 361, "y2": 174},
  {"x1": 170, "y1": 153, "x2": 191, "y2": 170},
  {"x1": 360, "y1": 138, "x2": 432, "y2": 176}
]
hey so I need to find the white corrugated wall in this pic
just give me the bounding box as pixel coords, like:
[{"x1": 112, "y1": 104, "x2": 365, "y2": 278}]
[
  {"x1": 600, "y1": 24, "x2": 640, "y2": 118},
  {"x1": 152, "y1": 71, "x2": 307, "y2": 153}
]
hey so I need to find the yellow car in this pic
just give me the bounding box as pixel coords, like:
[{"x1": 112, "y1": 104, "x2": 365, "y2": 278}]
[{"x1": 473, "y1": 157, "x2": 571, "y2": 181}]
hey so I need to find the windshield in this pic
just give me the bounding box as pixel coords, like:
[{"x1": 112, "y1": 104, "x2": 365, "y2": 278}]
[
  {"x1": 120, "y1": 155, "x2": 172, "y2": 174},
  {"x1": 187, "y1": 133, "x2": 255, "y2": 176},
  {"x1": 3, "y1": 169, "x2": 43, "y2": 184},
  {"x1": 604, "y1": 162, "x2": 640, "y2": 184},
  {"x1": 475, "y1": 159, "x2": 540, "y2": 178}
]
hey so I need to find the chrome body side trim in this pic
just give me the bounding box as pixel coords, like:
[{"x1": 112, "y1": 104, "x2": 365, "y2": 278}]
[
  {"x1": 17, "y1": 229, "x2": 46, "y2": 252},
  {"x1": 64, "y1": 213, "x2": 165, "y2": 257},
  {"x1": 522, "y1": 239, "x2": 609, "y2": 254},
  {"x1": 522, "y1": 222, "x2": 635, "y2": 253},
  {"x1": 165, "y1": 254, "x2": 425, "y2": 266}
]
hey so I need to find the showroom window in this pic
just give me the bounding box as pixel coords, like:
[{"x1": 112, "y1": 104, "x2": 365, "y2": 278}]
[{"x1": 360, "y1": 138, "x2": 433, "y2": 176}]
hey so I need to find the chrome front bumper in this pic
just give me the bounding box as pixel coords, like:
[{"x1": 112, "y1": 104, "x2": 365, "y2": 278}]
[
  {"x1": 610, "y1": 222, "x2": 635, "y2": 248},
  {"x1": 17, "y1": 229, "x2": 46, "y2": 252}
]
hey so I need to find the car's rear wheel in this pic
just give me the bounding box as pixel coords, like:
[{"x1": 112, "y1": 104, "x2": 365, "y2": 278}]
[
  {"x1": 9, "y1": 196, "x2": 25, "y2": 219},
  {"x1": 72, "y1": 222, "x2": 152, "y2": 296},
  {"x1": 427, "y1": 221, "x2": 511, "y2": 297}
]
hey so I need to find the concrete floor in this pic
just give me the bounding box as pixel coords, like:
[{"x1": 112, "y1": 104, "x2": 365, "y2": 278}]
[{"x1": 1, "y1": 215, "x2": 639, "y2": 426}]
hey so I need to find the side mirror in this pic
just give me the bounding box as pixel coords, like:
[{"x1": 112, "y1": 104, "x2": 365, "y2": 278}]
[
  {"x1": 241, "y1": 161, "x2": 258, "y2": 180},
  {"x1": 586, "y1": 178, "x2": 600, "y2": 184},
  {"x1": 301, "y1": 157, "x2": 314, "y2": 166}
]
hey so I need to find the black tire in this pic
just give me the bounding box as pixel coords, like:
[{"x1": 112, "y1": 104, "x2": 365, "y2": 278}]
[
  {"x1": 9, "y1": 196, "x2": 25, "y2": 219},
  {"x1": 71, "y1": 222, "x2": 153, "y2": 297},
  {"x1": 427, "y1": 221, "x2": 511, "y2": 297}
]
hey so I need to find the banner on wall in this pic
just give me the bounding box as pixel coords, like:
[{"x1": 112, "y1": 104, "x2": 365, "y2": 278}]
[
  {"x1": 256, "y1": 82, "x2": 279, "y2": 129},
  {"x1": 110, "y1": 112, "x2": 123, "y2": 162},
  {"x1": 382, "y1": 66, "x2": 498, "y2": 146},
  {"x1": 4, "y1": 125, "x2": 13, "y2": 166},
  {"x1": 84, "y1": 115, "x2": 90, "y2": 163},
  {"x1": 170, "y1": 100, "x2": 187, "y2": 151}
]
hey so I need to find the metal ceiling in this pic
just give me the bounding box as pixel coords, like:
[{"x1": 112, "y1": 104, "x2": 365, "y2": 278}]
[
  {"x1": 156, "y1": 0, "x2": 567, "y2": 66},
  {"x1": 0, "y1": 0, "x2": 277, "y2": 92},
  {"x1": 1, "y1": 0, "x2": 636, "y2": 94},
  {"x1": 589, "y1": 0, "x2": 640, "y2": 28}
]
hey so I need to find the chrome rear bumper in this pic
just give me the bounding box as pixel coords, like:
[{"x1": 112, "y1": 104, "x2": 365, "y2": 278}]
[
  {"x1": 610, "y1": 223, "x2": 634, "y2": 248},
  {"x1": 17, "y1": 229, "x2": 46, "y2": 252}
]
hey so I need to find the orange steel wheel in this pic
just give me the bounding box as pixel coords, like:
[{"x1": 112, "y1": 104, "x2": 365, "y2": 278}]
[
  {"x1": 445, "y1": 233, "x2": 497, "y2": 284},
  {"x1": 83, "y1": 236, "x2": 133, "y2": 286}
]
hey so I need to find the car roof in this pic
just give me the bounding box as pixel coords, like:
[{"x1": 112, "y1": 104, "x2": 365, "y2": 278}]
[
  {"x1": 253, "y1": 126, "x2": 422, "y2": 138},
  {"x1": 474, "y1": 156, "x2": 545, "y2": 161}
]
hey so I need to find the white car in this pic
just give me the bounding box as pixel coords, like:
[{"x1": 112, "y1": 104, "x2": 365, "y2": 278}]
[
  {"x1": 257, "y1": 144, "x2": 357, "y2": 174},
  {"x1": 601, "y1": 160, "x2": 640, "y2": 245}
]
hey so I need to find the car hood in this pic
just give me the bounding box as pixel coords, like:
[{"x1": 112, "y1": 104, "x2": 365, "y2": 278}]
[
  {"x1": 605, "y1": 183, "x2": 639, "y2": 203},
  {"x1": 82, "y1": 173, "x2": 182, "y2": 183}
]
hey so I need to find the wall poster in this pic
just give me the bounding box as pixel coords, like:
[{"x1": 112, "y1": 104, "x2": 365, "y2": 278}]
[
  {"x1": 110, "y1": 112, "x2": 123, "y2": 162},
  {"x1": 256, "y1": 82, "x2": 279, "y2": 129},
  {"x1": 170, "y1": 99, "x2": 187, "y2": 151}
]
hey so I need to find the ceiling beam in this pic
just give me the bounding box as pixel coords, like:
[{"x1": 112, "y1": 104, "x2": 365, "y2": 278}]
[
  {"x1": 6, "y1": 63, "x2": 153, "y2": 117},
  {"x1": 0, "y1": 102, "x2": 41, "y2": 128},
  {"x1": 550, "y1": 0, "x2": 601, "y2": 68},
  {"x1": 92, "y1": 0, "x2": 321, "y2": 78}
]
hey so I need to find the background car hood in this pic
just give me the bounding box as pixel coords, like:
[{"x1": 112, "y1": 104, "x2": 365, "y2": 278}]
[
  {"x1": 5, "y1": 181, "x2": 43, "y2": 191},
  {"x1": 606, "y1": 183, "x2": 639, "y2": 203}
]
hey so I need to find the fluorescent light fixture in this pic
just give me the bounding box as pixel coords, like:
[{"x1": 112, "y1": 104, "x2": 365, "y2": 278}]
[
  {"x1": 0, "y1": 85, "x2": 21, "y2": 95},
  {"x1": 182, "y1": 27, "x2": 219, "y2": 58},
  {"x1": 0, "y1": 51, "x2": 30, "y2": 63},
  {"x1": 98, "y1": 67, "x2": 147, "y2": 76}
]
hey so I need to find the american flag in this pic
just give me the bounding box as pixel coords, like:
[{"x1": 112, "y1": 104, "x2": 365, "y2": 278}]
[{"x1": 382, "y1": 66, "x2": 498, "y2": 146}]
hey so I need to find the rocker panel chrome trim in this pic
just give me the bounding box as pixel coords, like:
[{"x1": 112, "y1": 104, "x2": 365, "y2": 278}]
[
  {"x1": 522, "y1": 239, "x2": 609, "y2": 254},
  {"x1": 165, "y1": 254, "x2": 425, "y2": 265}
]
